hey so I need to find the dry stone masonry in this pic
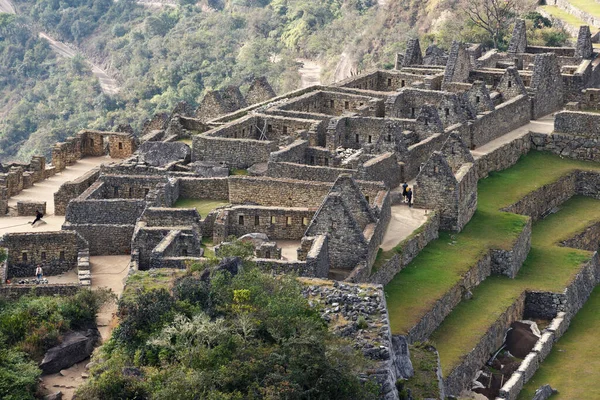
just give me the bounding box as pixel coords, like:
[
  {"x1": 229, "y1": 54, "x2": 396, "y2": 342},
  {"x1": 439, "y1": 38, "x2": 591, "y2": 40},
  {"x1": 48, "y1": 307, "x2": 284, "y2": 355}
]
[{"x1": 3, "y1": 25, "x2": 600, "y2": 400}]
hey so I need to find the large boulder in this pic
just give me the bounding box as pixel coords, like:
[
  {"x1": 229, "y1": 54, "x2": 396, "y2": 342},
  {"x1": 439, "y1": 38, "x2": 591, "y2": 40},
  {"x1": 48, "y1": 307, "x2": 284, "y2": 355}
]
[
  {"x1": 139, "y1": 142, "x2": 191, "y2": 167},
  {"x1": 239, "y1": 232, "x2": 269, "y2": 247},
  {"x1": 39, "y1": 329, "x2": 100, "y2": 374}
]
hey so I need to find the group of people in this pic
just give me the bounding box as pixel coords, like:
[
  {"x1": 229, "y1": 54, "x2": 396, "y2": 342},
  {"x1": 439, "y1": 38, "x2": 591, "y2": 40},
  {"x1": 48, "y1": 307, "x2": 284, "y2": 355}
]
[{"x1": 401, "y1": 182, "x2": 413, "y2": 207}]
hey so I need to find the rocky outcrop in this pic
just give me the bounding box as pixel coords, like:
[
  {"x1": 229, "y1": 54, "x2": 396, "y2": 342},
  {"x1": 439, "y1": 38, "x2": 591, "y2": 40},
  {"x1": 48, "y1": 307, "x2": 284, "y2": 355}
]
[{"x1": 39, "y1": 329, "x2": 100, "y2": 374}]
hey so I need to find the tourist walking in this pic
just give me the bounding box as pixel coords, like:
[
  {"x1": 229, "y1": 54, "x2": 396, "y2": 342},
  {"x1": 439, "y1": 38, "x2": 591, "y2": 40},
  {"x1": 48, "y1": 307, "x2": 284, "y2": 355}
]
[
  {"x1": 35, "y1": 264, "x2": 43, "y2": 281},
  {"x1": 406, "y1": 187, "x2": 413, "y2": 208},
  {"x1": 31, "y1": 210, "x2": 44, "y2": 226},
  {"x1": 402, "y1": 182, "x2": 408, "y2": 203}
]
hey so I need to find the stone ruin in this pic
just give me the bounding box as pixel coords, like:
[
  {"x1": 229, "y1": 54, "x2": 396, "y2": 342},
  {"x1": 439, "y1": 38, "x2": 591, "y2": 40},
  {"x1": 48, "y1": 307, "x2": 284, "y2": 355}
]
[{"x1": 3, "y1": 24, "x2": 600, "y2": 400}]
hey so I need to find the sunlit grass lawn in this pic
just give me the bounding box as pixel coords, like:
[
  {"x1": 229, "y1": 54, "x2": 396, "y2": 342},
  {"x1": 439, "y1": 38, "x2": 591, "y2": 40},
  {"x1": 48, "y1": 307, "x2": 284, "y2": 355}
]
[
  {"x1": 566, "y1": 0, "x2": 600, "y2": 19},
  {"x1": 431, "y1": 196, "x2": 600, "y2": 374},
  {"x1": 173, "y1": 198, "x2": 229, "y2": 217},
  {"x1": 385, "y1": 152, "x2": 600, "y2": 337},
  {"x1": 519, "y1": 284, "x2": 600, "y2": 399},
  {"x1": 539, "y1": 5, "x2": 595, "y2": 29}
]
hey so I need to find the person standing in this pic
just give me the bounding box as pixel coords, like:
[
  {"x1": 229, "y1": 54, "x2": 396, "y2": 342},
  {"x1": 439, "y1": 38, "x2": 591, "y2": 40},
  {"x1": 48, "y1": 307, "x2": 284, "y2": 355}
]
[
  {"x1": 35, "y1": 264, "x2": 43, "y2": 281},
  {"x1": 406, "y1": 187, "x2": 413, "y2": 208},
  {"x1": 401, "y1": 182, "x2": 408, "y2": 203}
]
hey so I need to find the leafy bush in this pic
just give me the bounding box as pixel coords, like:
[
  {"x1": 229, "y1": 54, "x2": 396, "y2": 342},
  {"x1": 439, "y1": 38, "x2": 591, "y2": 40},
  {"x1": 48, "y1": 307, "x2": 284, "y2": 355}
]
[
  {"x1": 0, "y1": 289, "x2": 112, "y2": 397},
  {"x1": 79, "y1": 251, "x2": 378, "y2": 399}
]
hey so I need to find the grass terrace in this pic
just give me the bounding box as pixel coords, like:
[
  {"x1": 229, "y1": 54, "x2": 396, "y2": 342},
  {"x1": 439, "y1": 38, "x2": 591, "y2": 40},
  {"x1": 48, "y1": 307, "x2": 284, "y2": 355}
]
[
  {"x1": 432, "y1": 196, "x2": 600, "y2": 374},
  {"x1": 385, "y1": 152, "x2": 600, "y2": 371},
  {"x1": 564, "y1": 0, "x2": 600, "y2": 19},
  {"x1": 539, "y1": 5, "x2": 595, "y2": 29},
  {"x1": 519, "y1": 285, "x2": 600, "y2": 399},
  {"x1": 121, "y1": 269, "x2": 187, "y2": 303},
  {"x1": 173, "y1": 198, "x2": 230, "y2": 217}
]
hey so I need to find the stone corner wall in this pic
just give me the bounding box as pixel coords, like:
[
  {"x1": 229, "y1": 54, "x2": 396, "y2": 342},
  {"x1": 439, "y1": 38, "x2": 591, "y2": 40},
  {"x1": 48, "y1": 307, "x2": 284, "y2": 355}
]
[
  {"x1": 367, "y1": 211, "x2": 440, "y2": 286},
  {"x1": 490, "y1": 217, "x2": 532, "y2": 278}
]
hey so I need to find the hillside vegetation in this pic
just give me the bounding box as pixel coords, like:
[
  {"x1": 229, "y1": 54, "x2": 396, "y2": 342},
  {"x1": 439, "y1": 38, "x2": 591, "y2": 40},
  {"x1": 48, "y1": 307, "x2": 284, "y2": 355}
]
[{"x1": 0, "y1": 0, "x2": 567, "y2": 162}]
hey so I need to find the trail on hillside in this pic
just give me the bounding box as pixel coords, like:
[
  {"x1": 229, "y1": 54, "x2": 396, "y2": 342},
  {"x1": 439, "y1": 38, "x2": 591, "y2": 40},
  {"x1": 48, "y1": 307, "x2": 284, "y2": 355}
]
[
  {"x1": 0, "y1": 0, "x2": 120, "y2": 96},
  {"x1": 334, "y1": 51, "x2": 354, "y2": 82},
  {"x1": 297, "y1": 58, "x2": 322, "y2": 88},
  {"x1": 38, "y1": 33, "x2": 121, "y2": 95}
]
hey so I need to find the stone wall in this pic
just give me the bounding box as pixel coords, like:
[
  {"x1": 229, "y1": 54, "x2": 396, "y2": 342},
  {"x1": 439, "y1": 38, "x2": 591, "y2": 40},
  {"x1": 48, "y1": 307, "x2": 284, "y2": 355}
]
[
  {"x1": 17, "y1": 201, "x2": 46, "y2": 217},
  {"x1": 253, "y1": 235, "x2": 329, "y2": 278},
  {"x1": 54, "y1": 168, "x2": 100, "y2": 216},
  {"x1": 475, "y1": 132, "x2": 531, "y2": 179},
  {"x1": 501, "y1": 172, "x2": 577, "y2": 222},
  {"x1": 530, "y1": 53, "x2": 564, "y2": 120},
  {"x1": 192, "y1": 134, "x2": 278, "y2": 168},
  {"x1": 267, "y1": 161, "x2": 356, "y2": 183},
  {"x1": 500, "y1": 252, "x2": 600, "y2": 399},
  {"x1": 444, "y1": 292, "x2": 527, "y2": 396},
  {"x1": 531, "y1": 131, "x2": 600, "y2": 162},
  {"x1": 269, "y1": 140, "x2": 308, "y2": 164},
  {"x1": 406, "y1": 253, "x2": 492, "y2": 343},
  {"x1": 228, "y1": 176, "x2": 383, "y2": 208},
  {"x1": 546, "y1": 0, "x2": 600, "y2": 28},
  {"x1": 358, "y1": 153, "x2": 403, "y2": 189},
  {"x1": 469, "y1": 95, "x2": 530, "y2": 148},
  {"x1": 491, "y1": 217, "x2": 532, "y2": 278},
  {"x1": 366, "y1": 211, "x2": 440, "y2": 285},
  {"x1": 0, "y1": 231, "x2": 86, "y2": 278},
  {"x1": 177, "y1": 177, "x2": 229, "y2": 201},
  {"x1": 0, "y1": 284, "x2": 80, "y2": 300},
  {"x1": 213, "y1": 206, "x2": 314, "y2": 243},
  {"x1": 300, "y1": 279, "x2": 403, "y2": 400},
  {"x1": 560, "y1": 220, "x2": 600, "y2": 251},
  {"x1": 554, "y1": 110, "x2": 600, "y2": 137},
  {"x1": 404, "y1": 132, "x2": 449, "y2": 180},
  {"x1": 276, "y1": 90, "x2": 384, "y2": 117},
  {"x1": 65, "y1": 199, "x2": 147, "y2": 225},
  {"x1": 63, "y1": 224, "x2": 134, "y2": 255}
]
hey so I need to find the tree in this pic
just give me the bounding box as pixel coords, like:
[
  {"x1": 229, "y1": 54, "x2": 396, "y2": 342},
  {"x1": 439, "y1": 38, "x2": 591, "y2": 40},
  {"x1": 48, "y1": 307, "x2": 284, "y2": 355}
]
[{"x1": 463, "y1": 0, "x2": 518, "y2": 49}]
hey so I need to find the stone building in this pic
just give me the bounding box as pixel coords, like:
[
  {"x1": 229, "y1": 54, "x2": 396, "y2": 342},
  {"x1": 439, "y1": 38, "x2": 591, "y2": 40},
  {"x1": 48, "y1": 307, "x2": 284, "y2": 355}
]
[{"x1": 415, "y1": 133, "x2": 477, "y2": 232}]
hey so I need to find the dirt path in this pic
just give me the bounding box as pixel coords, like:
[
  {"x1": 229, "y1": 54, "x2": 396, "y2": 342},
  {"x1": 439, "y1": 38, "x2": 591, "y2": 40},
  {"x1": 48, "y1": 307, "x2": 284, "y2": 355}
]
[
  {"x1": 39, "y1": 256, "x2": 130, "y2": 400},
  {"x1": 0, "y1": 0, "x2": 15, "y2": 13},
  {"x1": 334, "y1": 51, "x2": 354, "y2": 82},
  {"x1": 0, "y1": 0, "x2": 120, "y2": 96},
  {"x1": 38, "y1": 33, "x2": 121, "y2": 96},
  {"x1": 297, "y1": 58, "x2": 322, "y2": 88}
]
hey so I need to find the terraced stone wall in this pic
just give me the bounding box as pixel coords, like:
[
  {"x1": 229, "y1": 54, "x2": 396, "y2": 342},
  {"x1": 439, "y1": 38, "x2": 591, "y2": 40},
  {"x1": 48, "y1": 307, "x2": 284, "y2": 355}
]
[
  {"x1": 365, "y1": 211, "x2": 440, "y2": 285},
  {"x1": 444, "y1": 292, "x2": 527, "y2": 396}
]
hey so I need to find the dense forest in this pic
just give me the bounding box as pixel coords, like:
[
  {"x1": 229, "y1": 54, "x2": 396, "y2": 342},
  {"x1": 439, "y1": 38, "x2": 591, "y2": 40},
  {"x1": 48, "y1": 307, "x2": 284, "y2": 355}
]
[{"x1": 0, "y1": 0, "x2": 568, "y2": 162}]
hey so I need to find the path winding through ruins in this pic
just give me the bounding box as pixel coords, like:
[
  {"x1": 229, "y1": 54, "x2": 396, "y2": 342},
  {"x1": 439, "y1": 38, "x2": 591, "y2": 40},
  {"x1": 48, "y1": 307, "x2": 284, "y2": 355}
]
[
  {"x1": 0, "y1": 0, "x2": 120, "y2": 96},
  {"x1": 0, "y1": 157, "x2": 130, "y2": 400}
]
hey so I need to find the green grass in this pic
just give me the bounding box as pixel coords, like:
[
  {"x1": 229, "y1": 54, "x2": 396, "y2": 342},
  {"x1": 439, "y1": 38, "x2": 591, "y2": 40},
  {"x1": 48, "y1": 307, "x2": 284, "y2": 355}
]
[
  {"x1": 564, "y1": 0, "x2": 600, "y2": 20},
  {"x1": 121, "y1": 269, "x2": 187, "y2": 303},
  {"x1": 540, "y1": 5, "x2": 594, "y2": 29},
  {"x1": 519, "y1": 285, "x2": 600, "y2": 399},
  {"x1": 202, "y1": 237, "x2": 215, "y2": 258},
  {"x1": 431, "y1": 196, "x2": 600, "y2": 374},
  {"x1": 385, "y1": 152, "x2": 600, "y2": 374},
  {"x1": 177, "y1": 138, "x2": 192, "y2": 146},
  {"x1": 231, "y1": 168, "x2": 248, "y2": 176},
  {"x1": 173, "y1": 198, "x2": 230, "y2": 217},
  {"x1": 403, "y1": 343, "x2": 441, "y2": 399}
]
